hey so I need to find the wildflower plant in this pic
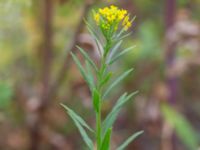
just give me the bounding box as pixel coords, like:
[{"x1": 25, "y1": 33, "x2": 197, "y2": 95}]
[{"x1": 61, "y1": 5, "x2": 143, "y2": 150}]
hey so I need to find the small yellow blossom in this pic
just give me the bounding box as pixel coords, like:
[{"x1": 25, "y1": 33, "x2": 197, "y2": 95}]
[
  {"x1": 124, "y1": 21, "x2": 131, "y2": 30},
  {"x1": 93, "y1": 5, "x2": 132, "y2": 33},
  {"x1": 122, "y1": 16, "x2": 129, "y2": 26}
]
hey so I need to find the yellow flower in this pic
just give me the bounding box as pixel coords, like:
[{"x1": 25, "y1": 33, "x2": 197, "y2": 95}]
[
  {"x1": 124, "y1": 21, "x2": 131, "y2": 30},
  {"x1": 93, "y1": 5, "x2": 132, "y2": 32}
]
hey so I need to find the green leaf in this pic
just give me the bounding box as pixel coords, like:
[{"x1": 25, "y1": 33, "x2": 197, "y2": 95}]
[
  {"x1": 92, "y1": 89, "x2": 101, "y2": 113},
  {"x1": 102, "y1": 91, "x2": 138, "y2": 136},
  {"x1": 107, "y1": 40, "x2": 123, "y2": 63},
  {"x1": 109, "y1": 45, "x2": 136, "y2": 65},
  {"x1": 116, "y1": 28, "x2": 126, "y2": 39},
  {"x1": 85, "y1": 20, "x2": 104, "y2": 56},
  {"x1": 100, "y1": 72, "x2": 112, "y2": 88},
  {"x1": 100, "y1": 128, "x2": 112, "y2": 150},
  {"x1": 61, "y1": 104, "x2": 94, "y2": 132},
  {"x1": 112, "y1": 91, "x2": 138, "y2": 113},
  {"x1": 117, "y1": 131, "x2": 144, "y2": 150},
  {"x1": 85, "y1": 61, "x2": 95, "y2": 90},
  {"x1": 84, "y1": 19, "x2": 99, "y2": 39},
  {"x1": 77, "y1": 46, "x2": 98, "y2": 72},
  {"x1": 61, "y1": 104, "x2": 94, "y2": 150},
  {"x1": 103, "y1": 69, "x2": 134, "y2": 98},
  {"x1": 162, "y1": 104, "x2": 199, "y2": 150},
  {"x1": 71, "y1": 52, "x2": 89, "y2": 84},
  {"x1": 117, "y1": 32, "x2": 132, "y2": 41}
]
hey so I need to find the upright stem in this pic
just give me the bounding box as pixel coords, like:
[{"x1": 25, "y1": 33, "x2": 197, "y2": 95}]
[
  {"x1": 96, "y1": 108, "x2": 102, "y2": 149},
  {"x1": 96, "y1": 47, "x2": 109, "y2": 150}
]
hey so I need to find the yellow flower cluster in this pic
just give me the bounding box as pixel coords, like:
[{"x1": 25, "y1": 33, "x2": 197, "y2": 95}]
[{"x1": 94, "y1": 5, "x2": 132, "y2": 31}]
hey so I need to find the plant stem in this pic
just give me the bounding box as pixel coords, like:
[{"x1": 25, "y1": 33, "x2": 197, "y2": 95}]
[
  {"x1": 96, "y1": 41, "x2": 110, "y2": 150},
  {"x1": 96, "y1": 60, "x2": 104, "y2": 150},
  {"x1": 96, "y1": 107, "x2": 101, "y2": 150}
]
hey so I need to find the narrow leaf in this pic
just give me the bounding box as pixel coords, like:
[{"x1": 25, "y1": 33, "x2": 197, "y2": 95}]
[
  {"x1": 61, "y1": 104, "x2": 94, "y2": 149},
  {"x1": 116, "y1": 28, "x2": 126, "y2": 38},
  {"x1": 109, "y1": 45, "x2": 136, "y2": 65},
  {"x1": 85, "y1": 20, "x2": 104, "y2": 56},
  {"x1": 100, "y1": 72, "x2": 112, "y2": 88},
  {"x1": 107, "y1": 40, "x2": 123, "y2": 63},
  {"x1": 61, "y1": 104, "x2": 94, "y2": 132},
  {"x1": 71, "y1": 117, "x2": 93, "y2": 150},
  {"x1": 92, "y1": 89, "x2": 100, "y2": 113},
  {"x1": 84, "y1": 19, "x2": 99, "y2": 38},
  {"x1": 77, "y1": 46, "x2": 98, "y2": 72},
  {"x1": 85, "y1": 61, "x2": 95, "y2": 90},
  {"x1": 112, "y1": 91, "x2": 138, "y2": 113},
  {"x1": 102, "y1": 91, "x2": 138, "y2": 136},
  {"x1": 71, "y1": 52, "x2": 88, "y2": 83},
  {"x1": 103, "y1": 69, "x2": 134, "y2": 98},
  {"x1": 117, "y1": 32, "x2": 132, "y2": 41},
  {"x1": 100, "y1": 128, "x2": 112, "y2": 150},
  {"x1": 117, "y1": 131, "x2": 144, "y2": 150}
]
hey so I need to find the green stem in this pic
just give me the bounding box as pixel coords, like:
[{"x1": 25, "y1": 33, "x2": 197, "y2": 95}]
[
  {"x1": 96, "y1": 107, "x2": 101, "y2": 149},
  {"x1": 96, "y1": 61, "x2": 104, "y2": 150},
  {"x1": 96, "y1": 42, "x2": 110, "y2": 150}
]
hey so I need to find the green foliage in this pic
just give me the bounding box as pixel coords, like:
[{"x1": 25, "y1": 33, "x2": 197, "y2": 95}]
[
  {"x1": 63, "y1": 5, "x2": 143, "y2": 150},
  {"x1": 77, "y1": 46, "x2": 98, "y2": 72},
  {"x1": 84, "y1": 20, "x2": 104, "y2": 56},
  {"x1": 162, "y1": 104, "x2": 199, "y2": 150},
  {"x1": 102, "y1": 91, "x2": 138, "y2": 137},
  {"x1": 103, "y1": 69, "x2": 134, "y2": 98},
  {"x1": 71, "y1": 52, "x2": 92, "y2": 88},
  {"x1": 100, "y1": 128, "x2": 112, "y2": 150},
  {"x1": 61, "y1": 104, "x2": 94, "y2": 149},
  {"x1": 117, "y1": 131, "x2": 144, "y2": 150},
  {"x1": 108, "y1": 45, "x2": 136, "y2": 65},
  {"x1": 92, "y1": 89, "x2": 101, "y2": 113}
]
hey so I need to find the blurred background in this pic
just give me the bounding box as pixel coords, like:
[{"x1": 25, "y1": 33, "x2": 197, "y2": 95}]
[{"x1": 0, "y1": 0, "x2": 200, "y2": 149}]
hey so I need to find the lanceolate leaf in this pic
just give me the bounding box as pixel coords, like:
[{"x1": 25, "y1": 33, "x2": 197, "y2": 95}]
[
  {"x1": 102, "y1": 93, "x2": 127, "y2": 136},
  {"x1": 61, "y1": 104, "x2": 94, "y2": 149},
  {"x1": 88, "y1": 26, "x2": 104, "y2": 56},
  {"x1": 112, "y1": 91, "x2": 138, "y2": 114},
  {"x1": 92, "y1": 89, "x2": 100, "y2": 113},
  {"x1": 103, "y1": 69, "x2": 134, "y2": 98},
  {"x1": 116, "y1": 28, "x2": 126, "y2": 39},
  {"x1": 77, "y1": 46, "x2": 98, "y2": 72},
  {"x1": 107, "y1": 40, "x2": 123, "y2": 63},
  {"x1": 85, "y1": 20, "x2": 104, "y2": 56},
  {"x1": 117, "y1": 32, "x2": 132, "y2": 41},
  {"x1": 100, "y1": 128, "x2": 112, "y2": 150},
  {"x1": 84, "y1": 19, "x2": 99, "y2": 39},
  {"x1": 85, "y1": 61, "x2": 95, "y2": 90},
  {"x1": 102, "y1": 91, "x2": 138, "y2": 136},
  {"x1": 61, "y1": 104, "x2": 94, "y2": 132},
  {"x1": 117, "y1": 131, "x2": 144, "y2": 150},
  {"x1": 100, "y1": 72, "x2": 112, "y2": 88},
  {"x1": 109, "y1": 45, "x2": 136, "y2": 65},
  {"x1": 71, "y1": 52, "x2": 89, "y2": 83},
  {"x1": 71, "y1": 117, "x2": 94, "y2": 150}
]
